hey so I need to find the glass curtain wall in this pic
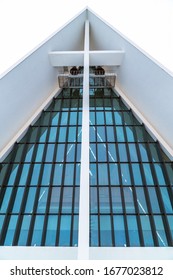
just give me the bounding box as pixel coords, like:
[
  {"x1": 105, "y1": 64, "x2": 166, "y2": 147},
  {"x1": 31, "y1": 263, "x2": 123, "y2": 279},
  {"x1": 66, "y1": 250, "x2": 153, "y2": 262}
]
[
  {"x1": 89, "y1": 88, "x2": 173, "y2": 247},
  {"x1": 0, "y1": 88, "x2": 82, "y2": 246}
]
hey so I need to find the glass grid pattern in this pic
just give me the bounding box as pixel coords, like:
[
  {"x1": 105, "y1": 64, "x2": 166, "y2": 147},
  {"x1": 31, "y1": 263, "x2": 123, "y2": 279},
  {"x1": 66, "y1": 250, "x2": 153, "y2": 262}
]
[
  {"x1": 89, "y1": 88, "x2": 173, "y2": 247},
  {"x1": 0, "y1": 88, "x2": 82, "y2": 246}
]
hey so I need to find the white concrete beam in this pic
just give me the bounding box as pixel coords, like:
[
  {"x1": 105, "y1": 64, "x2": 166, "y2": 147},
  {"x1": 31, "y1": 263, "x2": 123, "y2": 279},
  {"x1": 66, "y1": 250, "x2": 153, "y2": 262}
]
[
  {"x1": 89, "y1": 50, "x2": 125, "y2": 66},
  {"x1": 78, "y1": 19, "x2": 90, "y2": 260},
  {"x1": 49, "y1": 51, "x2": 84, "y2": 66}
]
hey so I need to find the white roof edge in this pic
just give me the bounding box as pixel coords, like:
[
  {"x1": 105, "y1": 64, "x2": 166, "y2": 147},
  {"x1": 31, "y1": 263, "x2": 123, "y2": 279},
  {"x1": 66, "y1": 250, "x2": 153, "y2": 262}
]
[
  {"x1": 87, "y1": 6, "x2": 173, "y2": 78},
  {"x1": 0, "y1": 7, "x2": 87, "y2": 80}
]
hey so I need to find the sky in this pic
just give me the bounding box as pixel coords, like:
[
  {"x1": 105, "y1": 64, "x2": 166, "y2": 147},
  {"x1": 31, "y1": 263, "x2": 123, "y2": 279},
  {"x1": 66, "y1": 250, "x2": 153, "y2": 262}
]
[{"x1": 0, "y1": 0, "x2": 173, "y2": 75}]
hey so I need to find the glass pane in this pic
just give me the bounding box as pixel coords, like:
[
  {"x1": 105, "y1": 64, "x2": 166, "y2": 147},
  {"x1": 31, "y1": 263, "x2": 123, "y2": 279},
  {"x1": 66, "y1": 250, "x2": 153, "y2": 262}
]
[
  {"x1": 68, "y1": 127, "x2": 76, "y2": 142},
  {"x1": 98, "y1": 164, "x2": 108, "y2": 185},
  {"x1": 100, "y1": 215, "x2": 112, "y2": 246},
  {"x1": 118, "y1": 144, "x2": 127, "y2": 162},
  {"x1": 90, "y1": 164, "x2": 97, "y2": 186},
  {"x1": 19, "y1": 164, "x2": 30, "y2": 185},
  {"x1": 24, "y1": 144, "x2": 34, "y2": 162},
  {"x1": 113, "y1": 215, "x2": 126, "y2": 246},
  {"x1": 107, "y1": 144, "x2": 117, "y2": 162},
  {"x1": 72, "y1": 215, "x2": 78, "y2": 246},
  {"x1": 139, "y1": 143, "x2": 149, "y2": 162},
  {"x1": 123, "y1": 187, "x2": 135, "y2": 213},
  {"x1": 31, "y1": 215, "x2": 45, "y2": 246},
  {"x1": 45, "y1": 215, "x2": 58, "y2": 246},
  {"x1": 35, "y1": 144, "x2": 44, "y2": 162},
  {"x1": 116, "y1": 127, "x2": 125, "y2": 142},
  {"x1": 114, "y1": 112, "x2": 122, "y2": 125},
  {"x1": 105, "y1": 112, "x2": 113, "y2": 125},
  {"x1": 7, "y1": 164, "x2": 19, "y2": 185},
  {"x1": 41, "y1": 164, "x2": 52, "y2": 185},
  {"x1": 56, "y1": 144, "x2": 65, "y2": 162},
  {"x1": 120, "y1": 164, "x2": 131, "y2": 185},
  {"x1": 154, "y1": 164, "x2": 166, "y2": 185},
  {"x1": 109, "y1": 163, "x2": 119, "y2": 185},
  {"x1": 18, "y1": 215, "x2": 31, "y2": 246},
  {"x1": 12, "y1": 188, "x2": 25, "y2": 213},
  {"x1": 4, "y1": 215, "x2": 18, "y2": 245},
  {"x1": 0, "y1": 187, "x2": 13, "y2": 213},
  {"x1": 140, "y1": 215, "x2": 154, "y2": 246},
  {"x1": 66, "y1": 144, "x2": 75, "y2": 162},
  {"x1": 97, "y1": 126, "x2": 106, "y2": 142},
  {"x1": 135, "y1": 187, "x2": 148, "y2": 213},
  {"x1": 58, "y1": 127, "x2": 67, "y2": 142},
  {"x1": 90, "y1": 215, "x2": 99, "y2": 246},
  {"x1": 25, "y1": 187, "x2": 36, "y2": 213},
  {"x1": 59, "y1": 215, "x2": 71, "y2": 246},
  {"x1": 64, "y1": 164, "x2": 74, "y2": 185},
  {"x1": 30, "y1": 164, "x2": 41, "y2": 185},
  {"x1": 90, "y1": 187, "x2": 98, "y2": 213},
  {"x1": 99, "y1": 187, "x2": 110, "y2": 213},
  {"x1": 61, "y1": 187, "x2": 73, "y2": 213},
  {"x1": 48, "y1": 127, "x2": 57, "y2": 142},
  {"x1": 128, "y1": 144, "x2": 138, "y2": 162},
  {"x1": 49, "y1": 187, "x2": 61, "y2": 213},
  {"x1": 143, "y1": 164, "x2": 154, "y2": 185},
  {"x1": 97, "y1": 143, "x2": 107, "y2": 162},
  {"x1": 148, "y1": 187, "x2": 160, "y2": 213},
  {"x1": 106, "y1": 126, "x2": 115, "y2": 142},
  {"x1": 37, "y1": 187, "x2": 49, "y2": 213},
  {"x1": 160, "y1": 188, "x2": 173, "y2": 213},
  {"x1": 132, "y1": 164, "x2": 143, "y2": 185},
  {"x1": 127, "y1": 215, "x2": 140, "y2": 246},
  {"x1": 154, "y1": 216, "x2": 168, "y2": 246},
  {"x1": 111, "y1": 187, "x2": 123, "y2": 213}
]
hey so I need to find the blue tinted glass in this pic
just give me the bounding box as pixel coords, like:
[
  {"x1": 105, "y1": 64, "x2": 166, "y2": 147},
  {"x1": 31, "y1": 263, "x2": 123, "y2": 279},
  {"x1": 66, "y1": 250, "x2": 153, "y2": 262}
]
[
  {"x1": 113, "y1": 215, "x2": 126, "y2": 246},
  {"x1": 39, "y1": 127, "x2": 48, "y2": 142},
  {"x1": 30, "y1": 164, "x2": 41, "y2": 185},
  {"x1": 18, "y1": 215, "x2": 31, "y2": 245},
  {"x1": 51, "y1": 112, "x2": 59, "y2": 125},
  {"x1": 0, "y1": 215, "x2": 5, "y2": 235},
  {"x1": 116, "y1": 127, "x2": 125, "y2": 142},
  {"x1": 114, "y1": 112, "x2": 122, "y2": 125},
  {"x1": 25, "y1": 187, "x2": 36, "y2": 213},
  {"x1": 111, "y1": 187, "x2": 123, "y2": 213},
  {"x1": 90, "y1": 215, "x2": 99, "y2": 246},
  {"x1": 128, "y1": 144, "x2": 138, "y2": 162},
  {"x1": 99, "y1": 187, "x2": 110, "y2": 213},
  {"x1": 49, "y1": 127, "x2": 57, "y2": 142},
  {"x1": 127, "y1": 215, "x2": 140, "y2": 246},
  {"x1": 31, "y1": 215, "x2": 44, "y2": 246},
  {"x1": 8, "y1": 164, "x2": 19, "y2": 185},
  {"x1": 12, "y1": 188, "x2": 24, "y2": 213},
  {"x1": 19, "y1": 164, "x2": 30, "y2": 185},
  {"x1": 58, "y1": 127, "x2": 67, "y2": 142},
  {"x1": 45, "y1": 215, "x2": 58, "y2": 246},
  {"x1": 97, "y1": 126, "x2": 106, "y2": 142},
  {"x1": 135, "y1": 188, "x2": 148, "y2": 213},
  {"x1": 59, "y1": 215, "x2": 71, "y2": 246},
  {"x1": 37, "y1": 187, "x2": 48, "y2": 213},
  {"x1": 90, "y1": 187, "x2": 98, "y2": 213},
  {"x1": 0, "y1": 164, "x2": 8, "y2": 185},
  {"x1": 148, "y1": 188, "x2": 160, "y2": 213},
  {"x1": 132, "y1": 164, "x2": 143, "y2": 185},
  {"x1": 105, "y1": 112, "x2": 113, "y2": 125},
  {"x1": 100, "y1": 215, "x2": 112, "y2": 246},
  {"x1": 109, "y1": 164, "x2": 119, "y2": 185},
  {"x1": 72, "y1": 215, "x2": 78, "y2": 246},
  {"x1": 66, "y1": 144, "x2": 75, "y2": 162},
  {"x1": 62, "y1": 187, "x2": 73, "y2": 213},
  {"x1": 167, "y1": 216, "x2": 173, "y2": 240},
  {"x1": 90, "y1": 144, "x2": 96, "y2": 162},
  {"x1": 107, "y1": 144, "x2": 117, "y2": 162},
  {"x1": 69, "y1": 112, "x2": 77, "y2": 125},
  {"x1": 90, "y1": 112, "x2": 95, "y2": 125},
  {"x1": 90, "y1": 126, "x2": 96, "y2": 142},
  {"x1": 160, "y1": 188, "x2": 173, "y2": 213},
  {"x1": 49, "y1": 187, "x2": 61, "y2": 213},
  {"x1": 97, "y1": 143, "x2": 107, "y2": 162},
  {"x1": 118, "y1": 144, "x2": 127, "y2": 162},
  {"x1": 140, "y1": 215, "x2": 154, "y2": 246},
  {"x1": 64, "y1": 164, "x2": 74, "y2": 185},
  {"x1": 75, "y1": 164, "x2": 80, "y2": 185},
  {"x1": 24, "y1": 144, "x2": 34, "y2": 162},
  {"x1": 106, "y1": 126, "x2": 115, "y2": 142},
  {"x1": 90, "y1": 164, "x2": 97, "y2": 186},
  {"x1": 4, "y1": 215, "x2": 18, "y2": 245},
  {"x1": 56, "y1": 144, "x2": 65, "y2": 162},
  {"x1": 126, "y1": 127, "x2": 135, "y2": 142},
  {"x1": 0, "y1": 187, "x2": 12, "y2": 213},
  {"x1": 165, "y1": 164, "x2": 173, "y2": 185},
  {"x1": 120, "y1": 164, "x2": 131, "y2": 185},
  {"x1": 154, "y1": 164, "x2": 166, "y2": 185},
  {"x1": 154, "y1": 216, "x2": 168, "y2": 246},
  {"x1": 41, "y1": 164, "x2": 52, "y2": 185},
  {"x1": 98, "y1": 164, "x2": 108, "y2": 185},
  {"x1": 68, "y1": 127, "x2": 76, "y2": 142},
  {"x1": 96, "y1": 112, "x2": 105, "y2": 125},
  {"x1": 143, "y1": 164, "x2": 154, "y2": 185},
  {"x1": 149, "y1": 144, "x2": 160, "y2": 162},
  {"x1": 139, "y1": 144, "x2": 149, "y2": 161},
  {"x1": 35, "y1": 144, "x2": 44, "y2": 162},
  {"x1": 60, "y1": 112, "x2": 68, "y2": 125},
  {"x1": 74, "y1": 187, "x2": 79, "y2": 213},
  {"x1": 123, "y1": 187, "x2": 135, "y2": 213}
]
